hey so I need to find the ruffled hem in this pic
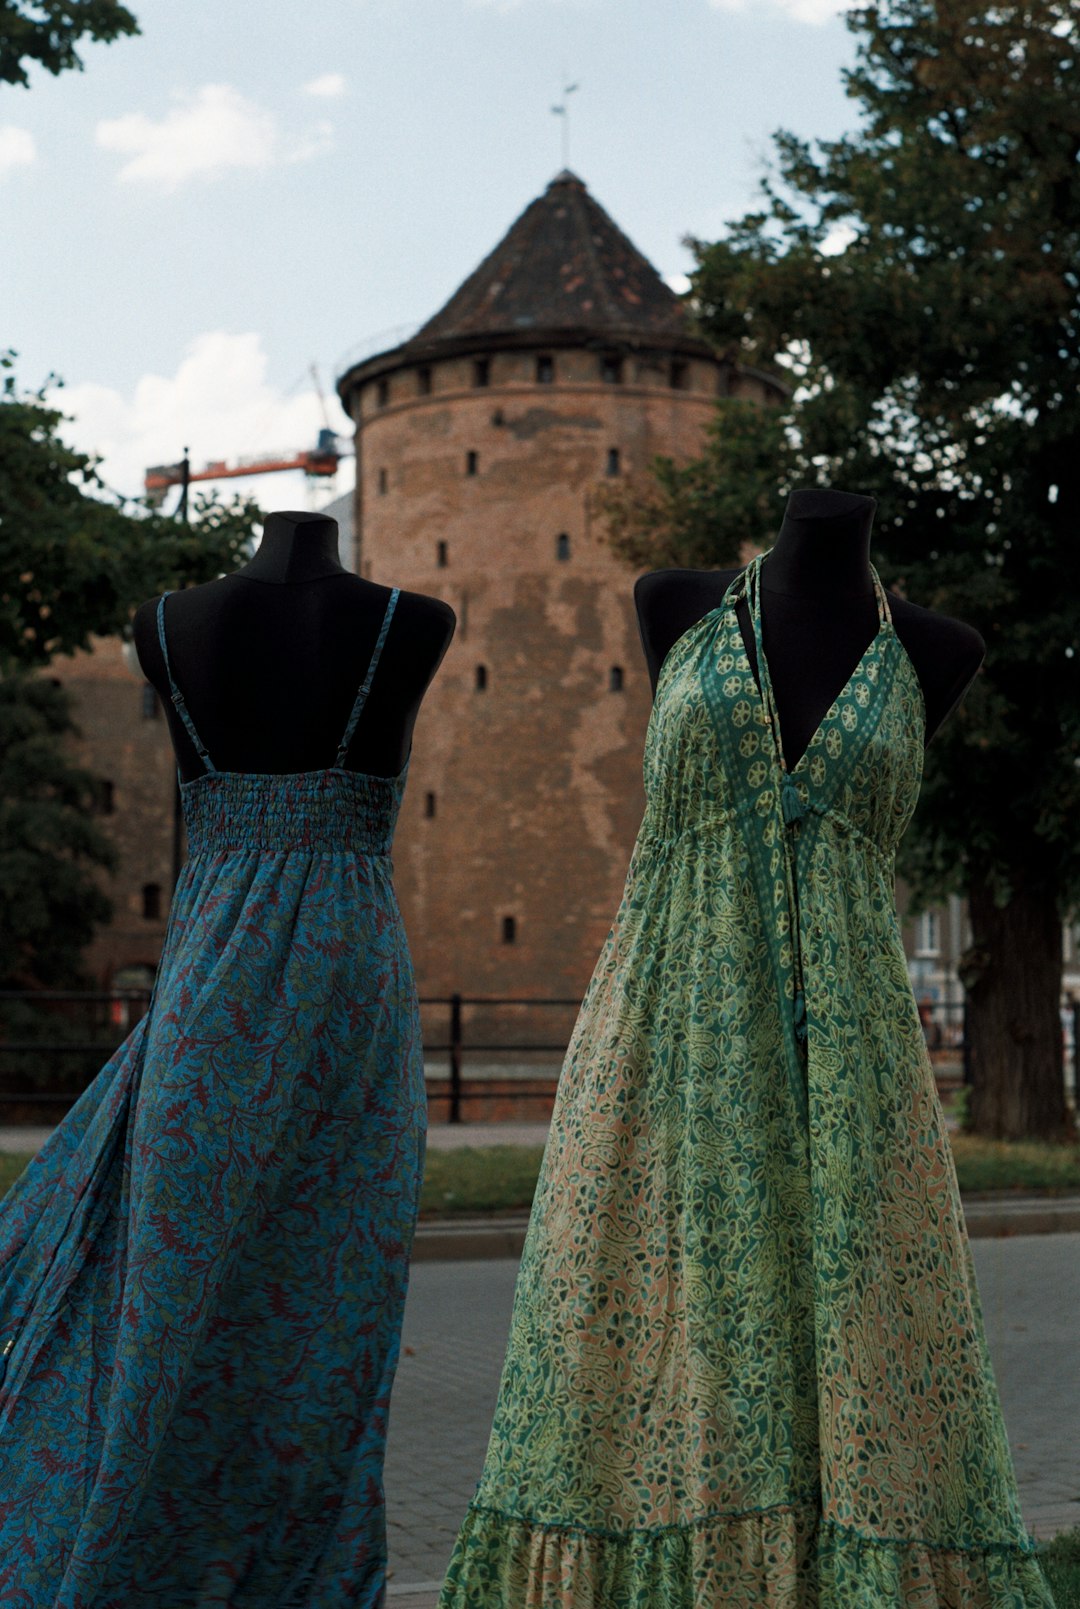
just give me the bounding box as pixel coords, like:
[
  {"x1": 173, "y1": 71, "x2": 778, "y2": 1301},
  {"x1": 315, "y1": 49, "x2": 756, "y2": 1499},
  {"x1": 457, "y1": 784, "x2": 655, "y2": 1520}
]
[{"x1": 437, "y1": 1497, "x2": 1058, "y2": 1608}]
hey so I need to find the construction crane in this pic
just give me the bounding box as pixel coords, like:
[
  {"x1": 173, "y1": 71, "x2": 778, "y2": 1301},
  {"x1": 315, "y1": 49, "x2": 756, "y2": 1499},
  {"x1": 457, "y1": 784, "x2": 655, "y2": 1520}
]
[{"x1": 144, "y1": 364, "x2": 351, "y2": 511}]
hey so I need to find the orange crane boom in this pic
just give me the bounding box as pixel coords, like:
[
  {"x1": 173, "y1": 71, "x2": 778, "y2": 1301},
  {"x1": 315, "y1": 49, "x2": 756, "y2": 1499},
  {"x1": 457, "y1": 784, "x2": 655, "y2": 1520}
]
[{"x1": 145, "y1": 434, "x2": 343, "y2": 494}]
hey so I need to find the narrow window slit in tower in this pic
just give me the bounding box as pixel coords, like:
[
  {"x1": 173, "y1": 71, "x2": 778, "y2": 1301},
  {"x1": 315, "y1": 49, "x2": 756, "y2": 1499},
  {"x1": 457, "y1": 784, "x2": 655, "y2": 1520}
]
[
  {"x1": 502, "y1": 915, "x2": 517, "y2": 944},
  {"x1": 476, "y1": 664, "x2": 488, "y2": 691},
  {"x1": 556, "y1": 533, "x2": 570, "y2": 561},
  {"x1": 610, "y1": 666, "x2": 624, "y2": 692},
  {"x1": 437, "y1": 540, "x2": 448, "y2": 567},
  {"x1": 466, "y1": 450, "x2": 478, "y2": 476}
]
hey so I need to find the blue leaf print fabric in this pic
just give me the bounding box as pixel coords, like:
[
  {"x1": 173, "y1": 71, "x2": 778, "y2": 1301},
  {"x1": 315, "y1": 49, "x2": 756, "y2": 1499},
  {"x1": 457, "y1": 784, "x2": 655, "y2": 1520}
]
[{"x1": 0, "y1": 585, "x2": 426, "y2": 1607}]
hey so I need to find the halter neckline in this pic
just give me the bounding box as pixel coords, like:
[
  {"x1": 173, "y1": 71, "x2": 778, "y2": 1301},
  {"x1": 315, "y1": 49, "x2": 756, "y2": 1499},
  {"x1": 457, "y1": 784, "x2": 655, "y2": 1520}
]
[{"x1": 741, "y1": 550, "x2": 893, "y2": 780}]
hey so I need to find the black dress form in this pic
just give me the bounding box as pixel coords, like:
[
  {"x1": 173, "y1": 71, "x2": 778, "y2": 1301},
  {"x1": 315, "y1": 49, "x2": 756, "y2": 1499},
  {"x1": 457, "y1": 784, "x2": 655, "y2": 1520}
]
[
  {"x1": 133, "y1": 511, "x2": 455, "y2": 783},
  {"x1": 635, "y1": 489, "x2": 985, "y2": 760}
]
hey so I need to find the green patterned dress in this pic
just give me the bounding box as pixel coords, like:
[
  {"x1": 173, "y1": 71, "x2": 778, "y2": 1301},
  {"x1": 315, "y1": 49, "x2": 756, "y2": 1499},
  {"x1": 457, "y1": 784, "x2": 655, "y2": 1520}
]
[{"x1": 438, "y1": 552, "x2": 1057, "y2": 1608}]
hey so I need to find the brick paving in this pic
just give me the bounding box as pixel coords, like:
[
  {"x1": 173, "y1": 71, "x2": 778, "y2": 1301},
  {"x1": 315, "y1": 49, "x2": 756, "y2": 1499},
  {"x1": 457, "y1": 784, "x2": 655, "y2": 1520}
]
[{"x1": 384, "y1": 1238, "x2": 1080, "y2": 1596}]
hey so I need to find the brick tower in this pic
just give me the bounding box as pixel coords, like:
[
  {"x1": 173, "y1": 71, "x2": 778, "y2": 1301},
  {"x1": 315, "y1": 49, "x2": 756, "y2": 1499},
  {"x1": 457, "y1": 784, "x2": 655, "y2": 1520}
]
[{"x1": 336, "y1": 171, "x2": 785, "y2": 1003}]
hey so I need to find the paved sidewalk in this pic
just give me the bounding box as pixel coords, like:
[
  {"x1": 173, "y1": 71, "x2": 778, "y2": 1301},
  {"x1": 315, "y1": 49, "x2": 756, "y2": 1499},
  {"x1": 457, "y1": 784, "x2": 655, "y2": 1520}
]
[
  {"x1": 384, "y1": 1238, "x2": 1080, "y2": 1605},
  {"x1": 424, "y1": 1122, "x2": 550, "y2": 1150}
]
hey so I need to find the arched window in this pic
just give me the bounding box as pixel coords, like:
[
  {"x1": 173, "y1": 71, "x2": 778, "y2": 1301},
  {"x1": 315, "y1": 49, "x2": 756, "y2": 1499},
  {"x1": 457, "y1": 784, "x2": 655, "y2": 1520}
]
[
  {"x1": 609, "y1": 666, "x2": 624, "y2": 692},
  {"x1": 556, "y1": 533, "x2": 570, "y2": 561},
  {"x1": 502, "y1": 915, "x2": 517, "y2": 944},
  {"x1": 475, "y1": 664, "x2": 488, "y2": 691},
  {"x1": 606, "y1": 447, "x2": 621, "y2": 476}
]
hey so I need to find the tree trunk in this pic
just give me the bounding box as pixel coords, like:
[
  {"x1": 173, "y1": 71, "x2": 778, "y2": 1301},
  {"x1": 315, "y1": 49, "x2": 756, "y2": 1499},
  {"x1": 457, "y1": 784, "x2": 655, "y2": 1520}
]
[{"x1": 961, "y1": 870, "x2": 1074, "y2": 1142}]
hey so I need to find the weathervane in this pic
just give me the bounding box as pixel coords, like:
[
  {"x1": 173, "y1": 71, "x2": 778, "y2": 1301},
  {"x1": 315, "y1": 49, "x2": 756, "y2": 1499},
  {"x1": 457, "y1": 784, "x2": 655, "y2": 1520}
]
[{"x1": 550, "y1": 80, "x2": 579, "y2": 169}]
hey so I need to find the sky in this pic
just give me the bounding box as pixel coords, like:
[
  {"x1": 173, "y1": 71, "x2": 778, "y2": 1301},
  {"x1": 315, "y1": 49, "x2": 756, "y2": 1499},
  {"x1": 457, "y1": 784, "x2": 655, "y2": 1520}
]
[{"x1": 4, "y1": 0, "x2": 861, "y2": 513}]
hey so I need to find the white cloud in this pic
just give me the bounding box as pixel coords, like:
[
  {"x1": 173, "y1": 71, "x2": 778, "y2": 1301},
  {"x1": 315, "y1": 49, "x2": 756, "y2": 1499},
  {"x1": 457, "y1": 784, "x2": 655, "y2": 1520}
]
[
  {"x1": 54, "y1": 331, "x2": 350, "y2": 506},
  {"x1": 0, "y1": 125, "x2": 35, "y2": 176},
  {"x1": 303, "y1": 72, "x2": 346, "y2": 97},
  {"x1": 664, "y1": 271, "x2": 692, "y2": 294},
  {"x1": 820, "y1": 220, "x2": 857, "y2": 255},
  {"x1": 708, "y1": 0, "x2": 844, "y2": 25},
  {"x1": 95, "y1": 84, "x2": 333, "y2": 189}
]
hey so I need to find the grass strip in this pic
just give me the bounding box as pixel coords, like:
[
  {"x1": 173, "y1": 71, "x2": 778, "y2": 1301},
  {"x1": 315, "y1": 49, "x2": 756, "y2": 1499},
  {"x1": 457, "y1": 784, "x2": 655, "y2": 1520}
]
[{"x1": 0, "y1": 1132, "x2": 1077, "y2": 1217}]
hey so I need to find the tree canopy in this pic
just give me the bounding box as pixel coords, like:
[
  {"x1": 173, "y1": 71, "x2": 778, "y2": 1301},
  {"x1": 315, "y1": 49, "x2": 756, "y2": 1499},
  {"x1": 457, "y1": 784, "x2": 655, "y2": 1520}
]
[
  {"x1": 598, "y1": 0, "x2": 1080, "y2": 1138},
  {"x1": 0, "y1": 351, "x2": 261, "y2": 988},
  {"x1": 0, "y1": 351, "x2": 259, "y2": 670},
  {"x1": 0, "y1": 0, "x2": 139, "y2": 88},
  {"x1": 607, "y1": 0, "x2": 1080, "y2": 924}
]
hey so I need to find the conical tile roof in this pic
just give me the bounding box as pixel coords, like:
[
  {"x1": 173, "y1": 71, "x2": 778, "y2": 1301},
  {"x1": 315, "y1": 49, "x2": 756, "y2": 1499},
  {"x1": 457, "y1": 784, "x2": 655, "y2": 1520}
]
[{"x1": 413, "y1": 170, "x2": 692, "y2": 346}]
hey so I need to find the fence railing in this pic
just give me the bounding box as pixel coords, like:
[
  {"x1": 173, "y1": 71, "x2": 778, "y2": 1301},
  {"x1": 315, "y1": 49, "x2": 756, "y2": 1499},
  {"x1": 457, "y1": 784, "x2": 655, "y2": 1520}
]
[{"x1": 1, "y1": 990, "x2": 1078, "y2": 1123}]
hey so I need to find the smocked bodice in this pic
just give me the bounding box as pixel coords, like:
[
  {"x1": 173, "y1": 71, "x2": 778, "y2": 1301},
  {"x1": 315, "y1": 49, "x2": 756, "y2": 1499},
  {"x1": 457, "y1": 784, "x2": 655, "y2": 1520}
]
[{"x1": 180, "y1": 766, "x2": 409, "y2": 858}]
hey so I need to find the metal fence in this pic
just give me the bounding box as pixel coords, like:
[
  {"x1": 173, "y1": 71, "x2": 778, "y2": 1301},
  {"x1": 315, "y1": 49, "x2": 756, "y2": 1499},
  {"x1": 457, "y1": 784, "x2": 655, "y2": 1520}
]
[{"x1": 1, "y1": 989, "x2": 1078, "y2": 1123}]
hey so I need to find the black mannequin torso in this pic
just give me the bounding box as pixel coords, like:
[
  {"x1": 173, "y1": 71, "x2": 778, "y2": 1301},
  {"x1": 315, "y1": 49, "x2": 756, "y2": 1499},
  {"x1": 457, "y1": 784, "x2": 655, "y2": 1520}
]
[
  {"x1": 635, "y1": 489, "x2": 984, "y2": 768},
  {"x1": 133, "y1": 511, "x2": 456, "y2": 783}
]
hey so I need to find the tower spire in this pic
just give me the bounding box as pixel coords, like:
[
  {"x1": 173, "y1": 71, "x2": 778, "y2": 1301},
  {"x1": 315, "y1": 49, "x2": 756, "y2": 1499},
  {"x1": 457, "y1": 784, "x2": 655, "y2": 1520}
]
[{"x1": 550, "y1": 80, "x2": 578, "y2": 170}]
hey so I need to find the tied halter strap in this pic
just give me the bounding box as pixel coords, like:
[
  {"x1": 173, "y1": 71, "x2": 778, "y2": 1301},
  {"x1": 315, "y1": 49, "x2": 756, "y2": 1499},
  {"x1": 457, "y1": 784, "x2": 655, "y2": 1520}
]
[{"x1": 155, "y1": 585, "x2": 402, "y2": 778}]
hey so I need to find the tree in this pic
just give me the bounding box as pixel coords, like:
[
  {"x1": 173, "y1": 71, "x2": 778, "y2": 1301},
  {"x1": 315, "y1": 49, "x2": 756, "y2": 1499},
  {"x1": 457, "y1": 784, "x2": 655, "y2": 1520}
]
[
  {"x1": 599, "y1": 0, "x2": 1080, "y2": 1142},
  {"x1": 593, "y1": 399, "x2": 791, "y2": 571},
  {"x1": 0, "y1": 0, "x2": 139, "y2": 89},
  {"x1": 0, "y1": 673, "x2": 115, "y2": 989},
  {"x1": 0, "y1": 351, "x2": 261, "y2": 985},
  {"x1": 1, "y1": 352, "x2": 258, "y2": 669}
]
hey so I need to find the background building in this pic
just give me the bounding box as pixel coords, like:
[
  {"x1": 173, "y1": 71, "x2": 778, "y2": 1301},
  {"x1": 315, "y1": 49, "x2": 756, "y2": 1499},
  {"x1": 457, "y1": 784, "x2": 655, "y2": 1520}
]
[
  {"x1": 336, "y1": 169, "x2": 784, "y2": 1002},
  {"x1": 49, "y1": 638, "x2": 175, "y2": 991}
]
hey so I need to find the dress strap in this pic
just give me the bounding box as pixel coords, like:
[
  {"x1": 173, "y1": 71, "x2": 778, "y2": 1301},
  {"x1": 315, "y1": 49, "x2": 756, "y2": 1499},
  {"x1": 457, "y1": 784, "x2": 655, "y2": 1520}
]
[
  {"x1": 333, "y1": 586, "x2": 401, "y2": 769},
  {"x1": 156, "y1": 592, "x2": 217, "y2": 775},
  {"x1": 873, "y1": 563, "x2": 893, "y2": 628}
]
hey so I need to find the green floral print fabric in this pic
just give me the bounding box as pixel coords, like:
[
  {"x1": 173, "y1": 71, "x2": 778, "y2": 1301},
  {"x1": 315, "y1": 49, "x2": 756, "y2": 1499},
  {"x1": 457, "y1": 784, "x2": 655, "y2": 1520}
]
[{"x1": 438, "y1": 553, "x2": 1057, "y2": 1608}]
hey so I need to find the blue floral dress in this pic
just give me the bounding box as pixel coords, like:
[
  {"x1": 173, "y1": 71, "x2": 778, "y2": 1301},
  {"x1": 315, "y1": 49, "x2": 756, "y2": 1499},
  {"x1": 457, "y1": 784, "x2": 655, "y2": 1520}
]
[{"x1": 0, "y1": 584, "x2": 426, "y2": 1607}]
